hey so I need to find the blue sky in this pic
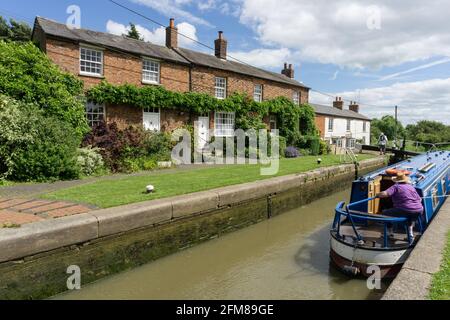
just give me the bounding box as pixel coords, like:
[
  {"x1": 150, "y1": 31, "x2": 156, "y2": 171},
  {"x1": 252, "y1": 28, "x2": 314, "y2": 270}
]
[{"x1": 2, "y1": 0, "x2": 450, "y2": 124}]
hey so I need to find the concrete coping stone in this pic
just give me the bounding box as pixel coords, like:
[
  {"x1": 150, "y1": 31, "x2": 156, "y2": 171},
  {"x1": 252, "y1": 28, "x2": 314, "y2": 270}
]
[
  {"x1": 0, "y1": 158, "x2": 383, "y2": 263},
  {"x1": 0, "y1": 213, "x2": 98, "y2": 263}
]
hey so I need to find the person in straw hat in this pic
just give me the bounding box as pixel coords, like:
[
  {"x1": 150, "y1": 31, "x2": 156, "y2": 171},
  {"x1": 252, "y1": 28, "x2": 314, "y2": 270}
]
[{"x1": 376, "y1": 171, "x2": 423, "y2": 241}]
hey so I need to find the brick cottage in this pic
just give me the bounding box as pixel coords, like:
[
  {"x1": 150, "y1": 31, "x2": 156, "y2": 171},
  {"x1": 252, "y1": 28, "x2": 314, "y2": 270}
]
[{"x1": 32, "y1": 17, "x2": 310, "y2": 143}]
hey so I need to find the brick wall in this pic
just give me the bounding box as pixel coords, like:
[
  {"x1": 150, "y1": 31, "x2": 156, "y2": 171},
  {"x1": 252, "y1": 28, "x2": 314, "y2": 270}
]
[
  {"x1": 191, "y1": 66, "x2": 309, "y2": 104},
  {"x1": 106, "y1": 104, "x2": 142, "y2": 129},
  {"x1": 46, "y1": 38, "x2": 190, "y2": 92},
  {"x1": 43, "y1": 37, "x2": 310, "y2": 132},
  {"x1": 315, "y1": 115, "x2": 326, "y2": 138}
]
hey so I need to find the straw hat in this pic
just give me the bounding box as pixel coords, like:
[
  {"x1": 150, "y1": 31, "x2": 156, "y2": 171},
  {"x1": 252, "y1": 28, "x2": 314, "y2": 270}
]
[{"x1": 392, "y1": 172, "x2": 411, "y2": 184}]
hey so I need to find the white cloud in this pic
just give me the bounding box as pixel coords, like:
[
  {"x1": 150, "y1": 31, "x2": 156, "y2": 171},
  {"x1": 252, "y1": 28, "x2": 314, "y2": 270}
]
[
  {"x1": 106, "y1": 20, "x2": 198, "y2": 47},
  {"x1": 228, "y1": 48, "x2": 291, "y2": 68},
  {"x1": 309, "y1": 78, "x2": 450, "y2": 125},
  {"x1": 197, "y1": 0, "x2": 216, "y2": 11},
  {"x1": 131, "y1": 0, "x2": 214, "y2": 27},
  {"x1": 237, "y1": 0, "x2": 450, "y2": 69}
]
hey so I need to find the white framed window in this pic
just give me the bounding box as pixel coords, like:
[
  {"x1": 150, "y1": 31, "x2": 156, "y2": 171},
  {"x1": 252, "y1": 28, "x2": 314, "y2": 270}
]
[
  {"x1": 363, "y1": 121, "x2": 367, "y2": 132},
  {"x1": 86, "y1": 102, "x2": 105, "y2": 127},
  {"x1": 253, "y1": 84, "x2": 263, "y2": 102},
  {"x1": 142, "y1": 59, "x2": 160, "y2": 84},
  {"x1": 346, "y1": 138, "x2": 356, "y2": 149},
  {"x1": 346, "y1": 119, "x2": 351, "y2": 131},
  {"x1": 143, "y1": 107, "x2": 160, "y2": 131},
  {"x1": 293, "y1": 91, "x2": 300, "y2": 105},
  {"x1": 80, "y1": 47, "x2": 103, "y2": 76},
  {"x1": 215, "y1": 77, "x2": 227, "y2": 99},
  {"x1": 328, "y1": 118, "x2": 334, "y2": 131},
  {"x1": 214, "y1": 111, "x2": 235, "y2": 137}
]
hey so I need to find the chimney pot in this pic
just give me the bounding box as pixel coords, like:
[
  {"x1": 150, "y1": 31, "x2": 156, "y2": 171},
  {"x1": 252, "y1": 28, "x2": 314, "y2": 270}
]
[
  {"x1": 333, "y1": 97, "x2": 344, "y2": 110},
  {"x1": 349, "y1": 101, "x2": 360, "y2": 113},
  {"x1": 281, "y1": 63, "x2": 295, "y2": 78},
  {"x1": 214, "y1": 31, "x2": 227, "y2": 59},
  {"x1": 166, "y1": 18, "x2": 178, "y2": 48}
]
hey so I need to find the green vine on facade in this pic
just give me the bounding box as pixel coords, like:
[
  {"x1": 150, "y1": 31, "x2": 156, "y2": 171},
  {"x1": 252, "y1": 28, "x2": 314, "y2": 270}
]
[{"x1": 86, "y1": 81, "x2": 318, "y2": 145}]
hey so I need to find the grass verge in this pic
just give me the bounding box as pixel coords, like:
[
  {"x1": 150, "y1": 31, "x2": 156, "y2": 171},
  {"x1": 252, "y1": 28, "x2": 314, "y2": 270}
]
[
  {"x1": 429, "y1": 231, "x2": 450, "y2": 300},
  {"x1": 41, "y1": 154, "x2": 375, "y2": 208}
]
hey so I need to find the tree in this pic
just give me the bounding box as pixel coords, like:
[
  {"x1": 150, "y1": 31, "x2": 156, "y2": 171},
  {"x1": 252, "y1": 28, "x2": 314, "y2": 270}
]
[
  {"x1": 0, "y1": 95, "x2": 81, "y2": 181},
  {"x1": 9, "y1": 19, "x2": 32, "y2": 41},
  {"x1": 0, "y1": 41, "x2": 89, "y2": 137},
  {"x1": 127, "y1": 23, "x2": 143, "y2": 41},
  {"x1": 406, "y1": 120, "x2": 450, "y2": 145},
  {"x1": 0, "y1": 16, "x2": 31, "y2": 41},
  {"x1": 0, "y1": 17, "x2": 10, "y2": 39},
  {"x1": 370, "y1": 115, "x2": 405, "y2": 144}
]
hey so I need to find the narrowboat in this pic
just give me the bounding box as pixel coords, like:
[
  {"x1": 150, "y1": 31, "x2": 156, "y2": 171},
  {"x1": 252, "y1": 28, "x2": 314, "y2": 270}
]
[{"x1": 330, "y1": 151, "x2": 450, "y2": 278}]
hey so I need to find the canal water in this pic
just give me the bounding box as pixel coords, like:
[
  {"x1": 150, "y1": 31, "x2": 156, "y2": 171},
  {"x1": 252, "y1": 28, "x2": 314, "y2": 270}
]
[{"x1": 57, "y1": 189, "x2": 388, "y2": 300}]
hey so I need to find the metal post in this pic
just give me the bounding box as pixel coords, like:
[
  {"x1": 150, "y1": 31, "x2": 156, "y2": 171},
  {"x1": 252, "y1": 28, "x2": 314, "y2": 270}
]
[{"x1": 394, "y1": 105, "x2": 398, "y2": 149}]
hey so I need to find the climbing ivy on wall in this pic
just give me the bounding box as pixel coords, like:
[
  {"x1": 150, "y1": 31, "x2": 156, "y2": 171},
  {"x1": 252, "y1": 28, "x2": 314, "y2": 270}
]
[{"x1": 86, "y1": 81, "x2": 318, "y2": 145}]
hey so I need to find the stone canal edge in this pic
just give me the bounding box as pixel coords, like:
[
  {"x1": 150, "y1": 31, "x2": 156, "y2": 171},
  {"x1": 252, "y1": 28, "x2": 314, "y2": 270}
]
[
  {"x1": 0, "y1": 157, "x2": 384, "y2": 299},
  {"x1": 382, "y1": 200, "x2": 450, "y2": 300}
]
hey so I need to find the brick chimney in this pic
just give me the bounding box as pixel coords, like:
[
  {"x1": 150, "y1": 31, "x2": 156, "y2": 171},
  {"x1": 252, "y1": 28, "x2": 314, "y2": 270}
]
[
  {"x1": 333, "y1": 97, "x2": 344, "y2": 110},
  {"x1": 281, "y1": 63, "x2": 295, "y2": 78},
  {"x1": 349, "y1": 101, "x2": 360, "y2": 113},
  {"x1": 215, "y1": 31, "x2": 227, "y2": 59},
  {"x1": 166, "y1": 18, "x2": 178, "y2": 48}
]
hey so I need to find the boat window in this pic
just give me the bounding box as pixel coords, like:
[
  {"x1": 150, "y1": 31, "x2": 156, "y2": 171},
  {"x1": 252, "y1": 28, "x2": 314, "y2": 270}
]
[
  {"x1": 442, "y1": 178, "x2": 447, "y2": 195},
  {"x1": 431, "y1": 185, "x2": 439, "y2": 209}
]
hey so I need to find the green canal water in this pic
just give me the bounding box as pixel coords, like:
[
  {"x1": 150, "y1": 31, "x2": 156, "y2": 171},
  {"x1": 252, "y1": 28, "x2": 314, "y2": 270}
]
[{"x1": 56, "y1": 189, "x2": 388, "y2": 300}]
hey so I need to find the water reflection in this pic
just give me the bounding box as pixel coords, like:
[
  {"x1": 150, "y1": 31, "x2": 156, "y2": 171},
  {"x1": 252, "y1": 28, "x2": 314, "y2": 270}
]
[{"x1": 56, "y1": 189, "x2": 387, "y2": 300}]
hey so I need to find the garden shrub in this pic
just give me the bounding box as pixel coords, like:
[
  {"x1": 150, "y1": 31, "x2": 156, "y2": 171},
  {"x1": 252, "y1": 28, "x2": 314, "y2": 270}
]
[
  {"x1": 0, "y1": 95, "x2": 81, "y2": 181},
  {"x1": 76, "y1": 147, "x2": 105, "y2": 176},
  {"x1": 83, "y1": 122, "x2": 174, "y2": 172},
  {"x1": 319, "y1": 139, "x2": 330, "y2": 155},
  {"x1": 309, "y1": 137, "x2": 321, "y2": 156},
  {"x1": 0, "y1": 41, "x2": 88, "y2": 137},
  {"x1": 143, "y1": 131, "x2": 174, "y2": 161},
  {"x1": 11, "y1": 116, "x2": 81, "y2": 182},
  {"x1": 284, "y1": 146, "x2": 300, "y2": 158}
]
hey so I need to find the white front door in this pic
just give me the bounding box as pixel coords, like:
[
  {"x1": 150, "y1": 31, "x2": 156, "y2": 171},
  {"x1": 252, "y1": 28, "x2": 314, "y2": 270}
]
[
  {"x1": 143, "y1": 107, "x2": 160, "y2": 131},
  {"x1": 197, "y1": 116, "x2": 209, "y2": 149}
]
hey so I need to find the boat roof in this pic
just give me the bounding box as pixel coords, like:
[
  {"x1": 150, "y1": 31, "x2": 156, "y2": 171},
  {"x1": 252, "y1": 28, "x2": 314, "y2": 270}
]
[{"x1": 363, "y1": 151, "x2": 450, "y2": 190}]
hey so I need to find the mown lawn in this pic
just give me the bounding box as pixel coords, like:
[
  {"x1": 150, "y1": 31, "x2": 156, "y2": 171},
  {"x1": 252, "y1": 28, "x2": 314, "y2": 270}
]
[
  {"x1": 41, "y1": 154, "x2": 375, "y2": 208},
  {"x1": 429, "y1": 232, "x2": 450, "y2": 300}
]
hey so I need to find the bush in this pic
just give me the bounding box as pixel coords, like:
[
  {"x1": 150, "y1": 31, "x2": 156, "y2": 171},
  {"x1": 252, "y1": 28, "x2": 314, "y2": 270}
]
[
  {"x1": 0, "y1": 95, "x2": 81, "y2": 181},
  {"x1": 143, "y1": 131, "x2": 173, "y2": 161},
  {"x1": 83, "y1": 122, "x2": 174, "y2": 173},
  {"x1": 279, "y1": 136, "x2": 287, "y2": 158},
  {"x1": 284, "y1": 146, "x2": 300, "y2": 158},
  {"x1": 76, "y1": 147, "x2": 105, "y2": 176},
  {"x1": 0, "y1": 41, "x2": 88, "y2": 137},
  {"x1": 319, "y1": 139, "x2": 330, "y2": 155}
]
